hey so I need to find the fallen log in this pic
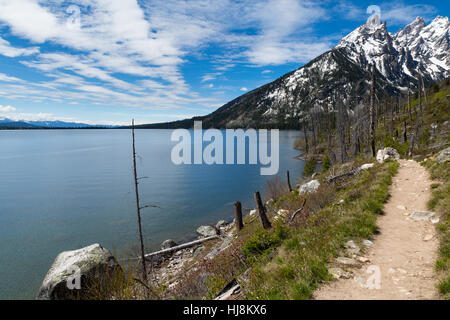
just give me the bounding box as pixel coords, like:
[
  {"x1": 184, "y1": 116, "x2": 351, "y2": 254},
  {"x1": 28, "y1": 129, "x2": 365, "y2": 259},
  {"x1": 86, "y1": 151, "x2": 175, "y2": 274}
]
[
  {"x1": 325, "y1": 168, "x2": 361, "y2": 184},
  {"x1": 142, "y1": 235, "x2": 219, "y2": 261}
]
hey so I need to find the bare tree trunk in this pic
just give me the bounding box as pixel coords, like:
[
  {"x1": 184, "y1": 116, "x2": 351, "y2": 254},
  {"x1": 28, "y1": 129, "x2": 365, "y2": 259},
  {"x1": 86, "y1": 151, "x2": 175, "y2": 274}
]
[
  {"x1": 407, "y1": 82, "x2": 412, "y2": 122},
  {"x1": 403, "y1": 120, "x2": 408, "y2": 143},
  {"x1": 310, "y1": 115, "x2": 317, "y2": 155},
  {"x1": 390, "y1": 102, "x2": 394, "y2": 137},
  {"x1": 234, "y1": 201, "x2": 244, "y2": 231},
  {"x1": 409, "y1": 113, "x2": 419, "y2": 157},
  {"x1": 132, "y1": 119, "x2": 148, "y2": 284},
  {"x1": 369, "y1": 64, "x2": 376, "y2": 157},
  {"x1": 286, "y1": 171, "x2": 292, "y2": 192},
  {"x1": 420, "y1": 73, "x2": 428, "y2": 105},
  {"x1": 254, "y1": 191, "x2": 272, "y2": 230},
  {"x1": 418, "y1": 73, "x2": 424, "y2": 125},
  {"x1": 302, "y1": 119, "x2": 309, "y2": 154}
]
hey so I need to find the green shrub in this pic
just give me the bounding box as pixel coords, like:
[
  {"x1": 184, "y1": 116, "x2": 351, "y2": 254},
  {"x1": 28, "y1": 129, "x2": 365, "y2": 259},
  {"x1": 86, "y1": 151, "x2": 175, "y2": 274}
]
[
  {"x1": 322, "y1": 155, "x2": 331, "y2": 171},
  {"x1": 243, "y1": 224, "x2": 289, "y2": 258},
  {"x1": 303, "y1": 158, "x2": 316, "y2": 177}
]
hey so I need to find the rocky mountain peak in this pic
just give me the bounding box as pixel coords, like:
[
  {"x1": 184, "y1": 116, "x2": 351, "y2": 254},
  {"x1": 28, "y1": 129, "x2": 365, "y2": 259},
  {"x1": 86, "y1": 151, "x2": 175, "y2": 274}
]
[{"x1": 142, "y1": 16, "x2": 450, "y2": 129}]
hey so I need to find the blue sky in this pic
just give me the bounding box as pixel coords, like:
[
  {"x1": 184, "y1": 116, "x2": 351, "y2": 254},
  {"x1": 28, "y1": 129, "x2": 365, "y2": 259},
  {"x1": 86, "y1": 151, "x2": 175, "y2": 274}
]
[{"x1": 0, "y1": 0, "x2": 448, "y2": 125}]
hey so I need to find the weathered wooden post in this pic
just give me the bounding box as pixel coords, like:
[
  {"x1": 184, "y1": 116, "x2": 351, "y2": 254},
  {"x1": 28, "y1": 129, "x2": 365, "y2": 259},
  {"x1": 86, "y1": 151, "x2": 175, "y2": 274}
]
[
  {"x1": 254, "y1": 191, "x2": 272, "y2": 230},
  {"x1": 286, "y1": 171, "x2": 292, "y2": 192},
  {"x1": 234, "y1": 201, "x2": 244, "y2": 231}
]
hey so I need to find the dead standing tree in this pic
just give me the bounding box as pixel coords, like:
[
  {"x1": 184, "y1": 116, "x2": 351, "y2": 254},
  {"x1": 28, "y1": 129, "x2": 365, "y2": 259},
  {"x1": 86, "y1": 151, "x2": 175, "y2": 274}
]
[
  {"x1": 131, "y1": 119, "x2": 148, "y2": 284},
  {"x1": 369, "y1": 64, "x2": 377, "y2": 157},
  {"x1": 254, "y1": 191, "x2": 272, "y2": 230},
  {"x1": 335, "y1": 97, "x2": 348, "y2": 163}
]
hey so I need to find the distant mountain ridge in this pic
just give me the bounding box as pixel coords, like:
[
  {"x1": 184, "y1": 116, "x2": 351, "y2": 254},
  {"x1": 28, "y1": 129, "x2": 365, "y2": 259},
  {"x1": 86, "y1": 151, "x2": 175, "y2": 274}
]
[
  {"x1": 0, "y1": 117, "x2": 114, "y2": 128},
  {"x1": 138, "y1": 15, "x2": 449, "y2": 129}
]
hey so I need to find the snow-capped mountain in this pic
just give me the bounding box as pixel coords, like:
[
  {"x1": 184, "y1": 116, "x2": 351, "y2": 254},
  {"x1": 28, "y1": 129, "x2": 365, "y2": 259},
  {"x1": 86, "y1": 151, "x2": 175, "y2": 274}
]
[
  {"x1": 337, "y1": 16, "x2": 449, "y2": 88},
  {"x1": 141, "y1": 16, "x2": 449, "y2": 129}
]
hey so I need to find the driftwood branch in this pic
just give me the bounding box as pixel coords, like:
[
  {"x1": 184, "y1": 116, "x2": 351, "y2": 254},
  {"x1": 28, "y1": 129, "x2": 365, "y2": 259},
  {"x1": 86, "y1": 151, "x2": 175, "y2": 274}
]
[
  {"x1": 290, "y1": 199, "x2": 307, "y2": 222},
  {"x1": 139, "y1": 236, "x2": 219, "y2": 261}
]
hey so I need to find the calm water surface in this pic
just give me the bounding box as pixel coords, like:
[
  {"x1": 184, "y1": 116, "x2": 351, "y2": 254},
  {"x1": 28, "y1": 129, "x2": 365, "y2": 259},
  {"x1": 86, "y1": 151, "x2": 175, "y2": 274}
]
[{"x1": 0, "y1": 129, "x2": 306, "y2": 299}]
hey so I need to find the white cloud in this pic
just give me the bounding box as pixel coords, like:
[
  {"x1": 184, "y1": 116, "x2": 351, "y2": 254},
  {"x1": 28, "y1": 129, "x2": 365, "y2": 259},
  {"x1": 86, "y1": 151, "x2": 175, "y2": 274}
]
[
  {"x1": 240, "y1": 87, "x2": 248, "y2": 92},
  {"x1": 0, "y1": 73, "x2": 23, "y2": 82},
  {"x1": 201, "y1": 73, "x2": 223, "y2": 83},
  {"x1": 261, "y1": 70, "x2": 272, "y2": 74},
  {"x1": 381, "y1": 4, "x2": 437, "y2": 25},
  {"x1": 0, "y1": 104, "x2": 16, "y2": 112},
  {"x1": 0, "y1": 36, "x2": 39, "y2": 57}
]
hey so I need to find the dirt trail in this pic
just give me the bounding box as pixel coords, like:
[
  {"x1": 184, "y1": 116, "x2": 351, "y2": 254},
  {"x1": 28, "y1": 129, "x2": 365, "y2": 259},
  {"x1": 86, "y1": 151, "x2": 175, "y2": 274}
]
[{"x1": 315, "y1": 160, "x2": 440, "y2": 300}]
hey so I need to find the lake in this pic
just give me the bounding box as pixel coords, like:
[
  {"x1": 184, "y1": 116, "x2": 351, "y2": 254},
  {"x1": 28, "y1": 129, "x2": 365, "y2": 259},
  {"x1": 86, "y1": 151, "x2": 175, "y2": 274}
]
[{"x1": 0, "y1": 129, "x2": 306, "y2": 299}]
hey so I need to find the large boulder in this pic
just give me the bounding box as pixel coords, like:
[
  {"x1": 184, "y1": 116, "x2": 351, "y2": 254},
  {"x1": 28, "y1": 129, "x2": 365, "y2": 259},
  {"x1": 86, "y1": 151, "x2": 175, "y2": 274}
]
[
  {"x1": 376, "y1": 148, "x2": 400, "y2": 163},
  {"x1": 196, "y1": 225, "x2": 218, "y2": 237},
  {"x1": 299, "y1": 180, "x2": 320, "y2": 194},
  {"x1": 437, "y1": 147, "x2": 450, "y2": 163},
  {"x1": 37, "y1": 244, "x2": 122, "y2": 300}
]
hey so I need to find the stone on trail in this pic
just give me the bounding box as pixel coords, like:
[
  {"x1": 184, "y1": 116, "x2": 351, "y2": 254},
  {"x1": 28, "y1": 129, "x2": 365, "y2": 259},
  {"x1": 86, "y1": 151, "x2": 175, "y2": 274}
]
[
  {"x1": 336, "y1": 257, "x2": 359, "y2": 267},
  {"x1": 329, "y1": 267, "x2": 352, "y2": 279},
  {"x1": 376, "y1": 147, "x2": 400, "y2": 164},
  {"x1": 409, "y1": 211, "x2": 435, "y2": 221},
  {"x1": 362, "y1": 239, "x2": 374, "y2": 247},
  {"x1": 357, "y1": 256, "x2": 370, "y2": 263},
  {"x1": 345, "y1": 240, "x2": 360, "y2": 255},
  {"x1": 431, "y1": 217, "x2": 440, "y2": 224},
  {"x1": 37, "y1": 243, "x2": 122, "y2": 300},
  {"x1": 345, "y1": 240, "x2": 358, "y2": 249}
]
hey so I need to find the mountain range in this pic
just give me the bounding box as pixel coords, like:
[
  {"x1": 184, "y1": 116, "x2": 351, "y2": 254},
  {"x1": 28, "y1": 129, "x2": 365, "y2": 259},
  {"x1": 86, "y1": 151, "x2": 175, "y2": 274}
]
[
  {"x1": 0, "y1": 118, "x2": 113, "y2": 128},
  {"x1": 139, "y1": 15, "x2": 449, "y2": 129}
]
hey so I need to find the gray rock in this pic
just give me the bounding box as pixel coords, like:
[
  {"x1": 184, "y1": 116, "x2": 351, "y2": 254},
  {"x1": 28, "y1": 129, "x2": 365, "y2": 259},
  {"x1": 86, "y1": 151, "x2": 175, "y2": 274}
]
[
  {"x1": 409, "y1": 211, "x2": 435, "y2": 221},
  {"x1": 376, "y1": 147, "x2": 400, "y2": 164},
  {"x1": 161, "y1": 239, "x2": 178, "y2": 250},
  {"x1": 437, "y1": 147, "x2": 450, "y2": 163},
  {"x1": 336, "y1": 257, "x2": 359, "y2": 267},
  {"x1": 329, "y1": 267, "x2": 352, "y2": 279},
  {"x1": 360, "y1": 163, "x2": 375, "y2": 170},
  {"x1": 196, "y1": 225, "x2": 218, "y2": 237},
  {"x1": 37, "y1": 243, "x2": 122, "y2": 300},
  {"x1": 299, "y1": 180, "x2": 320, "y2": 194},
  {"x1": 362, "y1": 239, "x2": 374, "y2": 247},
  {"x1": 345, "y1": 240, "x2": 360, "y2": 255},
  {"x1": 345, "y1": 240, "x2": 358, "y2": 249},
  {"x1": 216, "y1": 220, "x2": 228, "y2": 229}
]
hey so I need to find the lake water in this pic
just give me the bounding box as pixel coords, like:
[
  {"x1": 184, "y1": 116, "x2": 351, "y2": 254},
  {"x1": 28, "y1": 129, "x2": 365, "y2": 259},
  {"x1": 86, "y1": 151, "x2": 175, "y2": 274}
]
[{"x1": 0, "y1": 129, "x2": 306, "y2": 299}]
